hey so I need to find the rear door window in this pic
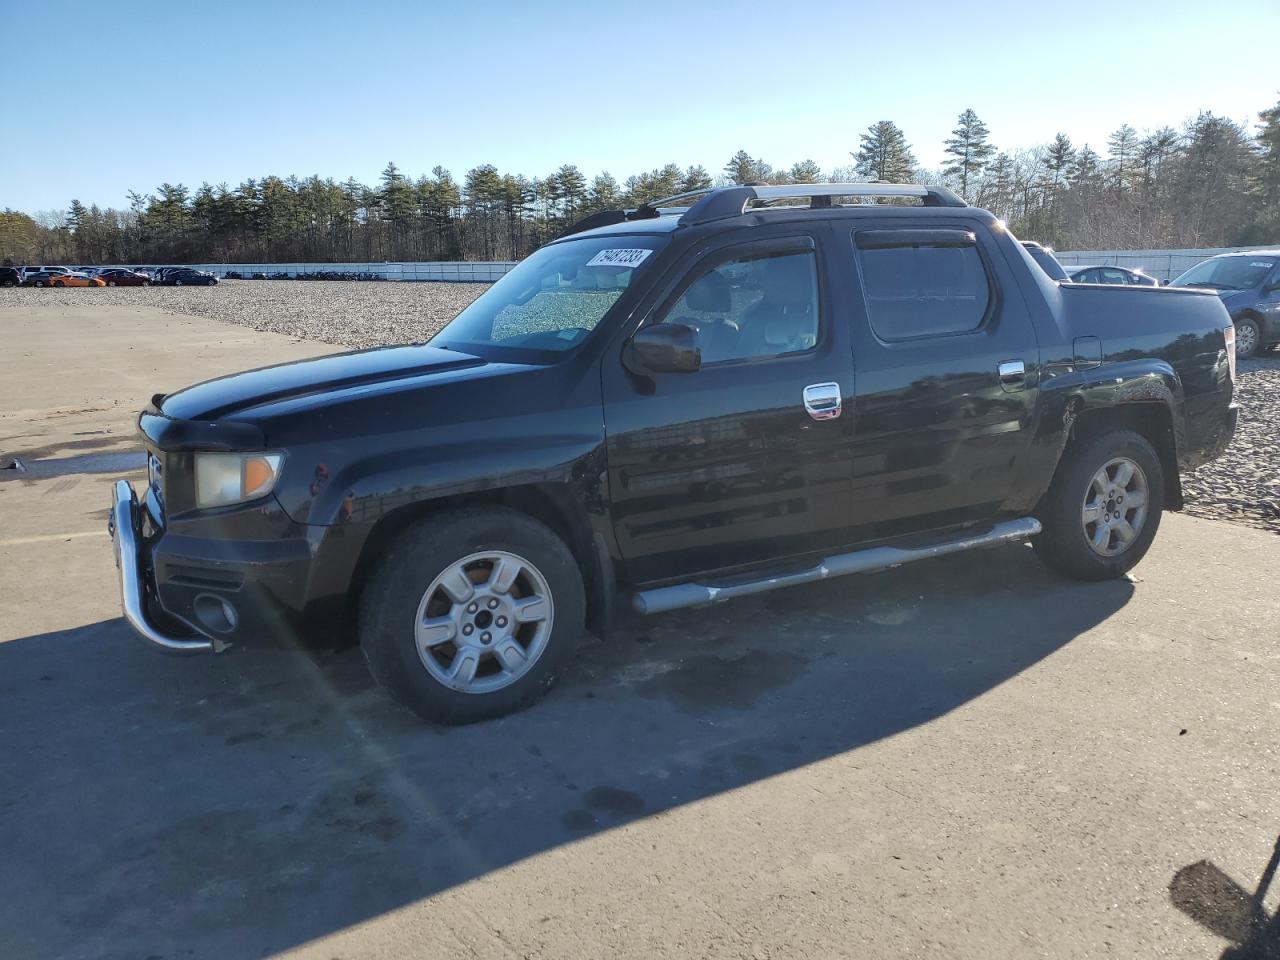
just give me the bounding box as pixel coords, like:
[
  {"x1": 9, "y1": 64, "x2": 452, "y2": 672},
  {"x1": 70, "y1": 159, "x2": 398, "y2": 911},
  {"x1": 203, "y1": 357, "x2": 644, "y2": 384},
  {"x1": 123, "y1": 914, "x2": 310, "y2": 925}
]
[{"x1": 853, "y1": 229, "x2": 991, "y2": 341}]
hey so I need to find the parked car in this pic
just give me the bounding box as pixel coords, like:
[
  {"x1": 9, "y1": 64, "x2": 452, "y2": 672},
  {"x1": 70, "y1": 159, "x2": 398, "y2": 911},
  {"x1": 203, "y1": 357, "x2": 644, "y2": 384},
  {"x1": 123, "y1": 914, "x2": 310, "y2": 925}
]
[
  {"x1": 51, "y1": 272, "x2": 106, "y2": 287},
  {"x1": 21, "y1": 266, "x2": 71, "y2": 282},
  {"x1": 0, "y1": 267, "x2": 20, "y2": 287},
  {"x1": 1169, "y1": 250, "x2": 1280, "y2": 357},
  {"x1": 1019, "y1": 241, "x2": 1070, "y2": 281},
  {"x1": 109, "y1": 182, "x2": 1238, "y2": 724},
  {"x1": 20, "y1": 270, "x2": 61, "y2": 287},
  {"x1": 98, "y1": 268, "x2": 151, "y2": 287},
  {"x1": 157, "y1": 268, "x2": 217, "y2": 286},
  {"x1": 1066, "y1": 265, "x2": 1159, "y2": 286}
]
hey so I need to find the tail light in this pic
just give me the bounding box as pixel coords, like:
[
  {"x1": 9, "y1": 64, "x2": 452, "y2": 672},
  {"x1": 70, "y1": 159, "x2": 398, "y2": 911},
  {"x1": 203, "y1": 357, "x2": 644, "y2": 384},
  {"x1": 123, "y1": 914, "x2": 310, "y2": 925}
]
[{"x1": 1223, "y1": 324, "x2": 1236, "y2": 384}]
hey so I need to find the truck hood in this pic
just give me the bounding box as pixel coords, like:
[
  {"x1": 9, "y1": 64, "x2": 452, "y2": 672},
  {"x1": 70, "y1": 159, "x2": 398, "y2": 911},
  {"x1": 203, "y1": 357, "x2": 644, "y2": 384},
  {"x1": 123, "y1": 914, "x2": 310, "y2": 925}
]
[{"x1": 158, "y1": 344, "x2": 488, "y2": 421}]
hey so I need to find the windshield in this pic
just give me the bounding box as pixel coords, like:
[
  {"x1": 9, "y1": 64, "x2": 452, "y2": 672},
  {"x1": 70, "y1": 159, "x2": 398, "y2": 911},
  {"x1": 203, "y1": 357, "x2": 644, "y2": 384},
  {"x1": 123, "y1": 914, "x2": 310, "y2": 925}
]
[
  {"x1": 432, "y1": 234, "x2": 667, "y2": 361},
  {"x1": 1172, "y1": 256, "x2": 1276, "y2": 290}
]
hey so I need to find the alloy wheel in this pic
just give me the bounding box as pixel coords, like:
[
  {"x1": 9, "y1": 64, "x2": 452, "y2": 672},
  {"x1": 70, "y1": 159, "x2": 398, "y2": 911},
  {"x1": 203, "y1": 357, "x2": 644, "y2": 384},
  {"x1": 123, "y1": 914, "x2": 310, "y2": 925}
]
[
  {"x1": 1235, "y1": 321, "x2": 1258, "y2": 357},
  {"x1": 414, "y1": 550, "x2": 554, "y2": 694},
  {"x1": 1081, "y1": 457, "x2": 1149, "y2": 556}
]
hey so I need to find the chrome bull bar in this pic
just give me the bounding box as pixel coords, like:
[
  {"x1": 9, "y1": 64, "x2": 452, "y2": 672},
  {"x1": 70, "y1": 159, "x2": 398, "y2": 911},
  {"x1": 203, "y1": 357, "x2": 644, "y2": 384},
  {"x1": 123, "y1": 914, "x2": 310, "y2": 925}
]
[{"x1": 109, "y1": 479, "x2": 217, "y2": 654}]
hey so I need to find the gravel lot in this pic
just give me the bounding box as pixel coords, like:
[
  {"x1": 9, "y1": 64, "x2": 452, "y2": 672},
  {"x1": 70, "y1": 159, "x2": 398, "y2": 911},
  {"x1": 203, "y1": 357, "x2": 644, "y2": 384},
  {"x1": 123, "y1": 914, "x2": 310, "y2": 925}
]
[
  {"x1": 5, "y1": 281, "x2": 1277, "y2": 533},
  {"x1": 1182, "y1": 355, "x2": 1280, "y2": 533},
  {"x1": 2, "y1": 279, "x2": 486, "y2": 349}
]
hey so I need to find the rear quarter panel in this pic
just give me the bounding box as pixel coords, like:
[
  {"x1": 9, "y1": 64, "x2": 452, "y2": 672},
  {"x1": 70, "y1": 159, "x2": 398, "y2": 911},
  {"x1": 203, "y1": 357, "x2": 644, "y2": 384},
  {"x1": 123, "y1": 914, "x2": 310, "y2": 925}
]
[{"x1": 997, "y1": 238, "x2": 1234, "y2": 506}]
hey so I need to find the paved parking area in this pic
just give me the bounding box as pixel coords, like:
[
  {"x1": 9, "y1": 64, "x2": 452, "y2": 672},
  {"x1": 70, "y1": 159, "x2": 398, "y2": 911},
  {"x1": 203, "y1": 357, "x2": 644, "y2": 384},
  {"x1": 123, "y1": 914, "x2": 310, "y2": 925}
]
[{"x1": 1, "y1": 305, "x2": 1277, "y2": 960}]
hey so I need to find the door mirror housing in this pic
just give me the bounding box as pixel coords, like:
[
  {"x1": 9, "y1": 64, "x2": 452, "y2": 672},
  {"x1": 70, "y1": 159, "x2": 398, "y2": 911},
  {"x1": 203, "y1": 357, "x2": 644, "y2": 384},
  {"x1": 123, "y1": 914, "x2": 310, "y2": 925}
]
[{"x1": 624, "y1": 323, "x2": 701, "y2": 374}]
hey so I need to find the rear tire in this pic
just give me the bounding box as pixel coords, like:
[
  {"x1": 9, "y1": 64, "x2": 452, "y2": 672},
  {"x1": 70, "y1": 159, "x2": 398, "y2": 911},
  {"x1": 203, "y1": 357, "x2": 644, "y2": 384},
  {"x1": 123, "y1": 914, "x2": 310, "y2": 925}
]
[
  {"x1": 359, "y1": 507, "x2": 585, "y2": 724},
  {"x1": 1033, "y1": 429, "x2": 1164, "y2": 581}
]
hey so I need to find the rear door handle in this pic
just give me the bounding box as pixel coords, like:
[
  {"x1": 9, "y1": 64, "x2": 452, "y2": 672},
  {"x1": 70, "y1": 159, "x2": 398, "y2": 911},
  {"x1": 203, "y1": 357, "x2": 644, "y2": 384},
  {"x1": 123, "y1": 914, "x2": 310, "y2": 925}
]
[
  {"x1": 803, "y1": 382, "x2": 842, "y2": 420},
  {"x1": 998, "y1": 360, "x2": 1026, "y2": 390}
]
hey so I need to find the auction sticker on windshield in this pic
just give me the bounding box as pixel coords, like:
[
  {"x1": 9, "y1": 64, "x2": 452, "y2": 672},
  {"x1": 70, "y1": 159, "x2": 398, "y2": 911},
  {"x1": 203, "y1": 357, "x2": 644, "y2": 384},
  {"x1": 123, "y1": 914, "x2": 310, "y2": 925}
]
[{"x1": 586, "y1": 248, "x2": 653, "y2": 268}]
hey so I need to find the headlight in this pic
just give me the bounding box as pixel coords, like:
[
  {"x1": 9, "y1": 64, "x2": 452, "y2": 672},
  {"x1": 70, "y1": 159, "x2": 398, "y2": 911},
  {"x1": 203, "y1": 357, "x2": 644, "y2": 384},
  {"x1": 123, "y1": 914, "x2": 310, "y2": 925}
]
[{"x1": 194, "y1": 452, "x2": 284, "y2": 508}]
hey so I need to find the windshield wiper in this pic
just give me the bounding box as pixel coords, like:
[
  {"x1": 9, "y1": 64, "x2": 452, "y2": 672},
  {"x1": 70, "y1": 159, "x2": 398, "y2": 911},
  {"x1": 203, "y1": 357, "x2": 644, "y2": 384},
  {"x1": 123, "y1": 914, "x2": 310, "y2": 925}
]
[{"x1": 1184, "y1": 281, "x2": 1229, "y2": 289}]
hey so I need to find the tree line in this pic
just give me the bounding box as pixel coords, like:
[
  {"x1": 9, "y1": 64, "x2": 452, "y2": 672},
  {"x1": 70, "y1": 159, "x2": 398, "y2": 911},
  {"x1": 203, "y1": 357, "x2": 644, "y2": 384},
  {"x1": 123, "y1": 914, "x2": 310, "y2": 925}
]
[{"x1": 3, "y1": 98, "x2": 1277, "y2": 267}]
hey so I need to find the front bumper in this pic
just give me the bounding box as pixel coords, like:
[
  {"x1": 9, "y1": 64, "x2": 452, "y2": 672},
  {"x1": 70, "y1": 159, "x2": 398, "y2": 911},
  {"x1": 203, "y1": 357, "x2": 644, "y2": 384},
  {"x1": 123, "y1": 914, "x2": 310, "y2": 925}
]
[
  {"x1": 110, "y1": 479, "x2": 340, "y2": 654},
  {"x1": 110, "y1": 479, "x2": 219, "y2": 653}
]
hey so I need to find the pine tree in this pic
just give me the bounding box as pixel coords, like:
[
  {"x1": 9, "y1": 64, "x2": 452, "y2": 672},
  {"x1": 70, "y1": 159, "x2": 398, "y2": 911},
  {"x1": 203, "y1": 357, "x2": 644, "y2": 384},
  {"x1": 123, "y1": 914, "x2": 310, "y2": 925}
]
[
  {"x1": 680, "y1": 165, "x2": 712, "y2": 192},
  {"x1": 981, "y1": 152, "x2": 1015, "y2": 218},
  {"x1": 66, "y1": 199, "x2": 87, "y2": 232},
  {"x1": 1071, "y1": 146, "x2": 1103, "y2": 187},
  {"x1": 1044, "y1": 134, "x2": 1075, "y2": 190},
  {"x1": 554, "y1": 164, "x2": 587, "y2": 223},
  {"x1": 853, "y1": 121, "x2": 916, "y2": 182},
  {"x1": 1241, "y1": 97, "x2": 1280, "y2": 242},
  {"x1": 724, "y1": 150, "x2": 758, "y2": 185},
  {"x1": 588, "y1": 172, "x2": 621, "y2": 212},
  {"x1": 380, "y1": 161, "x2": 414, "y2": 237},
  {"x1": 1106, "y1": 124, "x2": 1139, "y2": 190},
  {"x1": 942, "y1": 109, "x2": 994, "y2": 198},
  {"x1": 1138, "y1": 127, "x2": 1180, "y2": 189},
  {"x1": 789, "y1": 159, "x2": 822, "y2": 183}
]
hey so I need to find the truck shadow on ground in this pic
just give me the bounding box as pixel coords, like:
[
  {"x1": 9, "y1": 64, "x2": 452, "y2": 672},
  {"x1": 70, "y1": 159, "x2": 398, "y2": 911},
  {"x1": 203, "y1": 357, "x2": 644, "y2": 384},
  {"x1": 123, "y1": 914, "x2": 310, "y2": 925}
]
[{"x1": 0, "y1": 542, "x2": 1131, "y2": 959}]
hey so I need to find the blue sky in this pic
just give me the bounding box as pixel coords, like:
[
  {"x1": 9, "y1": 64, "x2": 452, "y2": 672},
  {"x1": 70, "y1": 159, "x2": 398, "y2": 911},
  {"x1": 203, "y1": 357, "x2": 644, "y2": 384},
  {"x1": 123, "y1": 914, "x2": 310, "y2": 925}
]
[{"x1": 2, "y1": 0, "x2": 1276, "y2": 213}]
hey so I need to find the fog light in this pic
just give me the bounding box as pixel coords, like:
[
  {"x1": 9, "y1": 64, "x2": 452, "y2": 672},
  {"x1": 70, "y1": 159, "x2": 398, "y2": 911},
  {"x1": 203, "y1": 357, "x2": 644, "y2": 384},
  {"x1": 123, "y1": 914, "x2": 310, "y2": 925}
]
[{"x1": 193, "y1": 593, "x2": 239, "y2": 634}]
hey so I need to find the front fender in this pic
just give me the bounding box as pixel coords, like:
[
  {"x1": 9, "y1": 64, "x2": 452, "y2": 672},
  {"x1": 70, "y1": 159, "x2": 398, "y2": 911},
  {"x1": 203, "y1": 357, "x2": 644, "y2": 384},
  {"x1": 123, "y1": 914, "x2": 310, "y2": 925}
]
[{"x1": 306, "y1": 432, "x2": 606, "y2": 527}]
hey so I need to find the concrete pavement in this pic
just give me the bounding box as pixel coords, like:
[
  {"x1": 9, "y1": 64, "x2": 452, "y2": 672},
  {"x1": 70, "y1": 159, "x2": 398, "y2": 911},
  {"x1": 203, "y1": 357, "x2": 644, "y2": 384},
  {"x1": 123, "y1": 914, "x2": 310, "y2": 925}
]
[{"x1": 1, "y1": 304, "x2": 1277, "y2": 960}]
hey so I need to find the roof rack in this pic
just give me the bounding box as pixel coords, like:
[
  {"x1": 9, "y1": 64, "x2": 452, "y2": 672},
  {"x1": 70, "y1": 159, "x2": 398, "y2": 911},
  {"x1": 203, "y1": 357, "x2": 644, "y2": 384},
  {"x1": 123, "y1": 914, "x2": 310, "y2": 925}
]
[
  {"x1": 663, "y1": 183, "x2": 966, "y2": 225},
  {"x1": 563, "y1": 182, "x2": 965, "y2": 237}
]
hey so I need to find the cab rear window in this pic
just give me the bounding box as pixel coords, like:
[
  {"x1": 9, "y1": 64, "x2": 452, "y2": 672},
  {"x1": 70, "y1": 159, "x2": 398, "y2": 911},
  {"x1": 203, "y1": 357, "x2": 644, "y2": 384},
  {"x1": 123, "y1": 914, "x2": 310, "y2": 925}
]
[{"x1": 853, "y1": 229, "x2": 991, "y2": 341}]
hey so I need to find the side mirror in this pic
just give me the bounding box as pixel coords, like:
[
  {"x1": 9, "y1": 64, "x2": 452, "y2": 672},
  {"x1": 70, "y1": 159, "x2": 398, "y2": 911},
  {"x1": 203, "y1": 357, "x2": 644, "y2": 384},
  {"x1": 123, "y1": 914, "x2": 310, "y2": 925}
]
[{"x1": 624, "y1": 322, "x2": 701, "y2": 375}]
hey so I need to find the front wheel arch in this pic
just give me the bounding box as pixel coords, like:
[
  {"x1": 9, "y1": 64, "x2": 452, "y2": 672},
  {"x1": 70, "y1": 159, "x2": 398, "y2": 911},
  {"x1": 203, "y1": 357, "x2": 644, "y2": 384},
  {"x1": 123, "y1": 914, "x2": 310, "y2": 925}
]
[
  {"x1": 346, "y1": 483, "x2": 613, "y2": 646},
  {"x1": 358, "y1": 505, "x2": 587, "y2": 723}
]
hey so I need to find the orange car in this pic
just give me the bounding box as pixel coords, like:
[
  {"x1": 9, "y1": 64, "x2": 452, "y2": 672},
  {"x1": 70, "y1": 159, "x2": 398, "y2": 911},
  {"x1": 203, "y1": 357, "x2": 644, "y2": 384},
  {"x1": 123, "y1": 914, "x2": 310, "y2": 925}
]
[{"x1": 51, "y1": 273, "x2": 106, "y2": 287}]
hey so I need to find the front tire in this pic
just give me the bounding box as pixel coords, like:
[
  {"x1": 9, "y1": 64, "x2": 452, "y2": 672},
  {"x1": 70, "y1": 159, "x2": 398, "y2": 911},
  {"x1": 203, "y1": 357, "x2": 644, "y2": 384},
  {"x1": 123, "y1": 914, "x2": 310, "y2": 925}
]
[
  {"x1": 359, "y1": 507, "x2": 585, "y2": 724},
  {"x1": 1234, "y1": 317, "x2": 1261, "y2": 359},
  {"x1": 1033, "y1": 429, "x2": 1164, "y2": 581},
  {"x1": 175, "y1": 279, "x2": 183, "y2": 286}
]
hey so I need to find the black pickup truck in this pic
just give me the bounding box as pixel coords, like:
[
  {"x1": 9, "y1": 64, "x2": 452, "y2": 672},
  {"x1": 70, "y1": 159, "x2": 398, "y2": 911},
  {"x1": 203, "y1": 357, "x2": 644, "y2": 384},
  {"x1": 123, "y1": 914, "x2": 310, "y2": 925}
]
[{"x1": 109, "y1": 183, "x2": 1239, "y2": 723}]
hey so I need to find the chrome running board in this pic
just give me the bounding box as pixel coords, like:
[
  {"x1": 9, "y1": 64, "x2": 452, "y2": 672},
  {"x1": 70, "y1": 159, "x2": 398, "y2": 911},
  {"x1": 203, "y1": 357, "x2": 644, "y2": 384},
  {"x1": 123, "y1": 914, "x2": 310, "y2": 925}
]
[{"x1": 631, "y1": 517, "x2": 1042, "y2": 616}]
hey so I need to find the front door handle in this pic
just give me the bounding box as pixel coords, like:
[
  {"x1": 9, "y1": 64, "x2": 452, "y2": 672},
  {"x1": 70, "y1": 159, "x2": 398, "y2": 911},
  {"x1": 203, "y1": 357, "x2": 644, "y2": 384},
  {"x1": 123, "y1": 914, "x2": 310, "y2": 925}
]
[
  {"x1": 803, "y1": 382, "x2": 842, "y2": 421},
  {"x1": 998, "y1": 360, "x2": 1026, "y2": 390}
]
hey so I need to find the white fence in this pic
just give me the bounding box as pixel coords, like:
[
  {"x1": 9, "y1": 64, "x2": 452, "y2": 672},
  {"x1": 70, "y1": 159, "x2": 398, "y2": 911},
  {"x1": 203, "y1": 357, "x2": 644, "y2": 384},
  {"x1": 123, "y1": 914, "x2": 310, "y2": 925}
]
[
  {"x1": 117, "y1": 261, "x2": 519, "y2": 282},
  {"x1": 1053, "y1": 246, "x2": 1275, "y2": 282}
]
